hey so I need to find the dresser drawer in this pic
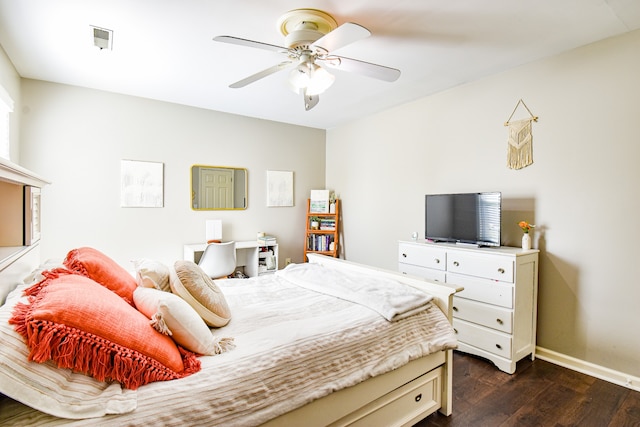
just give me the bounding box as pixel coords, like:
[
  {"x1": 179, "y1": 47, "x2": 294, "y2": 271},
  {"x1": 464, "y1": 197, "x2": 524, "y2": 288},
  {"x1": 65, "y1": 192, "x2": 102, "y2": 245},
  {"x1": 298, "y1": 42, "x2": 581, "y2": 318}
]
[
  {"x1": 452, "y1": 296, "x2": 513, "y2": 333},
  {"x1": 398, "y1": 263, "x2": 446, "y2": 282},
  {"x1": 453, "y1": 318, "x2": 512, "y2": 358},
  {"x1": 398, "y1": 243, "x2": 446, "y2": 271},
  {"x1": 448, "y1": 273, "x2": 513, "y2": 308},
  {"x1": 447, "y1": 252, "x2": 514, "y2": 282}
]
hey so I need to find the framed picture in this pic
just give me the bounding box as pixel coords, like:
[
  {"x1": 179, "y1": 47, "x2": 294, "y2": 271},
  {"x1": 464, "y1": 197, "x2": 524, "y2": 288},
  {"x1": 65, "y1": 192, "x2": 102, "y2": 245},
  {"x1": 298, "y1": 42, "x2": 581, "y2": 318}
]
[
  {"x1": 266, "y1": 170, "x2": 293, "y2": 207},
  {"x1": 120, "y1": 160, "x2": 164, "y2": 208},
  {"x1": 309, "y1": 189, "x2": 329, "y2": 213}
]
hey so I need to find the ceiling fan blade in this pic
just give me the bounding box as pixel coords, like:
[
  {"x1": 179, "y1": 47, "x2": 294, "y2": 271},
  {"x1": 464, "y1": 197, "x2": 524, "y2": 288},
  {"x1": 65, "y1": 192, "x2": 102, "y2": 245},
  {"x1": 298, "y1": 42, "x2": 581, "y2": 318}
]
[
  {"x1": 322, "y1": 55, "x2": 401, "y2": 82},
  {"x1": 229, "y1": 61, "x2": 293, "y2": 88},
  {"x1": 303, "y1": 92, "x2": 319, "y2": 111},
  {"x1": 310, "y1": 22, "x2": 370, "y2": 53},
  {"x1": 213, "y1": 35, "x2": 286, "y2": 53}
]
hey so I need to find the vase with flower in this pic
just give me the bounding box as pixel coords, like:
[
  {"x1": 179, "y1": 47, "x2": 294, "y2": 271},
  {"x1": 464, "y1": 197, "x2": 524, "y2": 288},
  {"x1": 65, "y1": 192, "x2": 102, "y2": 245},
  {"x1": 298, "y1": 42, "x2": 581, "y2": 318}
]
[{"x1": 518, "y1": 221, "x2": 535, "y2": 250}]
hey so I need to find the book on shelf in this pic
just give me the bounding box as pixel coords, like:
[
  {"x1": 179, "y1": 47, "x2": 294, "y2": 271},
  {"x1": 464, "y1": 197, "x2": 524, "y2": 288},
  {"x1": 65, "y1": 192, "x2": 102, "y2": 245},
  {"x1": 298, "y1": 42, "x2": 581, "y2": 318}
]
[
  {"x1": 307, "y1": 234, "x2": 335, "y2": 252},
  {"x1": 319, "y1": 219, "x2": 336, "y2": 230},
  {"x1": 258, "y1": 235, "x2": 276, "y2": 245}
]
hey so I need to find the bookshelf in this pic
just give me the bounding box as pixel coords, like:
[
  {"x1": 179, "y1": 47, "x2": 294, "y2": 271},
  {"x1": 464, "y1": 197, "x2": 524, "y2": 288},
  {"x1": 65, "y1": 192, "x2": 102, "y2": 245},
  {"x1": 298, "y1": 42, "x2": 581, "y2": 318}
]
[{"x1": 304, "y1": 198, "x2": 340, "y2": 261}]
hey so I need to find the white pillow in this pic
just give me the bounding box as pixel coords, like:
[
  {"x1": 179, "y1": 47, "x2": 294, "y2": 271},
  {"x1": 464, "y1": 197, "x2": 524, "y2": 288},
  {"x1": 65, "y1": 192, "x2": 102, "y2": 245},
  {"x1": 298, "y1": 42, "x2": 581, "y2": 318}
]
[
  {"x1": 133, "y1": 287, "x2": 233, "y2": 356},
  {"x1": 131, "y1": 258, "x2": 171, "y2": 292},
  {"x1": 169, "y1": 260, "x2": 232, "y2": 327},
  {"x1": 0, "y1": 283, "x2": 137, "y2": 419}
]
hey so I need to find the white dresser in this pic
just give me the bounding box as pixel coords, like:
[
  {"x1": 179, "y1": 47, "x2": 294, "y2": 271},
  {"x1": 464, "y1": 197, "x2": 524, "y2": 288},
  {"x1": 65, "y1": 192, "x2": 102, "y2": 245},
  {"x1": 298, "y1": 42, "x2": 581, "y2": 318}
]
[{"x1": 398, "y1": 240, "x2": 539, "y2": 374}]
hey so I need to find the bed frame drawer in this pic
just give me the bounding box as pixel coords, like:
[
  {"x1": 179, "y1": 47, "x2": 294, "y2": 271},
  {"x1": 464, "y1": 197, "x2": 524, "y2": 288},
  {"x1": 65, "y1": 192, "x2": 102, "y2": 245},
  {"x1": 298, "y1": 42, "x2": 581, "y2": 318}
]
[
  {"x1": 336, "y1": 367, "x2": 443, "y2": 427},
  {"x1": 453, "y1": 318, "x2": 512, "y2": 358},
  {"x1": 452, "y1": 296, "x2": 512, "y2": 333}
]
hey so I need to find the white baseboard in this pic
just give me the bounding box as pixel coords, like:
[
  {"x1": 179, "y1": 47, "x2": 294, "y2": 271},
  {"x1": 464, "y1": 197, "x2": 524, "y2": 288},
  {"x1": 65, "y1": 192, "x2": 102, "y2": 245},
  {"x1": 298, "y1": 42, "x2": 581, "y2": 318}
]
[{"x1": 536, "y1": 346, "x2": 640, "y2": 392}]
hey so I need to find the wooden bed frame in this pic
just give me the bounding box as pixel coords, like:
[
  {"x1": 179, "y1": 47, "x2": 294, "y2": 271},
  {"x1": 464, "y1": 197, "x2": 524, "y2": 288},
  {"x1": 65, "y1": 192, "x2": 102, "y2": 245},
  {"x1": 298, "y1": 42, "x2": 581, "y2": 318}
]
[
  {"x1": 266, "y1": 253, "x2": 460, "y2": 427},
  {"x1": 0, "y1": 250, "x2": 458, "y2": 426}
]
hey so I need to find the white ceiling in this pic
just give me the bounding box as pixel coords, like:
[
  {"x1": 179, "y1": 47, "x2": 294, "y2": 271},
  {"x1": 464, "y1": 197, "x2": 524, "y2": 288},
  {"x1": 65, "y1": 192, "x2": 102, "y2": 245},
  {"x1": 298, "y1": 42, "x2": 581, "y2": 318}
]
[{"x1": 1, "y1": 1, "x2": 639, "y2": 130}]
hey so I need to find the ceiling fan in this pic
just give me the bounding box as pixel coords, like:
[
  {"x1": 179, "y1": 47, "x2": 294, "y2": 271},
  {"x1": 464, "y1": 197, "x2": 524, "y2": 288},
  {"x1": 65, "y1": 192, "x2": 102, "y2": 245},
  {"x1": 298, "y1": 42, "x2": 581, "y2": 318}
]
[{"x1": 213, "y1": 9, "x2": 401, "y2": 111}]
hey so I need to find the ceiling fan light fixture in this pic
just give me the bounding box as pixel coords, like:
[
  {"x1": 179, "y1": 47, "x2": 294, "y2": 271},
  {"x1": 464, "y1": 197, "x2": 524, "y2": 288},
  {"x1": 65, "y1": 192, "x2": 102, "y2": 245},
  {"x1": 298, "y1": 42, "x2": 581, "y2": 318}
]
[
  {"x1": 305, "y1": 65, "x2": 335, "y2": 96},
  {"x1": 288, "y1": 64, "x2": 311, "y2": 93}
]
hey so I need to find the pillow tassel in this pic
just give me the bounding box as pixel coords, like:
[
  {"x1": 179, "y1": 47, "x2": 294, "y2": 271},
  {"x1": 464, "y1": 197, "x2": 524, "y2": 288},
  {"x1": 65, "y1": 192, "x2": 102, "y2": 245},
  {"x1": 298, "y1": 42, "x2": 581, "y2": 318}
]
[
  {"x1": 178, "y1": 347, "x2": 202, "y2": 374},
  {"x1": 212, "y1": 336, "x2": 235, "y2": 354},
  {"x1": 150, "y1": 312, "x2": 172, "y2": 336},
  {"x1": 8, "y1": 301, "x2": 29, "y2": 336},
  {"x1": 26, "y1": 322, "x2": 58, "y2": 363},
  {"x1": 23, "y1": 268, "x2": 73, "y2": 297}
]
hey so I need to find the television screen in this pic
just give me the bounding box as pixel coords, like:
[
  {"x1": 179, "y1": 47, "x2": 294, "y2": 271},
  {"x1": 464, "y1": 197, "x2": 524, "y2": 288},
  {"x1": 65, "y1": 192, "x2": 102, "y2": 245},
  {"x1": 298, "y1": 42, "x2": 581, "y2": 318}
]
[{"x1": 425, "y1": 192, "x2": 501, "y2": 247}]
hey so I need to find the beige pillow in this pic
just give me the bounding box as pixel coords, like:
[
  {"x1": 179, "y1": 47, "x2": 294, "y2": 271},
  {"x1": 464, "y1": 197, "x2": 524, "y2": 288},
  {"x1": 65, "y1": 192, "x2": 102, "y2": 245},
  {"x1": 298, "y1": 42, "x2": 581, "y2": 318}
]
[
  {"x1": 132, "y1": 258, "x2": 171, "y2": 292},
  {"x1": 170, "y1": 260, "x2": 232, "y2": 327},
  {"x1": 133, "y1": 287, "x2": 234, "y2": 355}
]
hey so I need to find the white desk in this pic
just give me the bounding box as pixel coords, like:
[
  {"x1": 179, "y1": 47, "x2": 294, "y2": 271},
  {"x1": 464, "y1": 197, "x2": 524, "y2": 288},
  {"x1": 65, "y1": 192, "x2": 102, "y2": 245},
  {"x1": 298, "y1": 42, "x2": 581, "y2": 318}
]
[{"x1": 184, "y1": 240, "x2": 278, "y2": 277}]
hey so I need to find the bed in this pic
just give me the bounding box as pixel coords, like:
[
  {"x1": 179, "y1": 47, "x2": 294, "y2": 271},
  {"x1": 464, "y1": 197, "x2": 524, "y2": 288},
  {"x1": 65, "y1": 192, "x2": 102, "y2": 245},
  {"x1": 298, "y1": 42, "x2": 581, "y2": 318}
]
[{"x1": 0, "y1": 248, "x2": 459, "y2": 427}]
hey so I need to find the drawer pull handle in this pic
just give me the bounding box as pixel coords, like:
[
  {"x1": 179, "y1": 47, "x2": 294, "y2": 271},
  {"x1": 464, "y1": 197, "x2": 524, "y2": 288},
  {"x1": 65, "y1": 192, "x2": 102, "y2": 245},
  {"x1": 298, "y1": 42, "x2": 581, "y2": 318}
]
[
  {"x1": 498, "y1": 268, "x2": 505, "y2": 274},
  {"x1": 452, "y1": 306, "x2": 458, "y2": 312},
  {"x1": 415, "y1": 393, "x2": 422, "y2": 402},
  {"x1": 402, "y1": 253, "x2": 407, "y2": 258},
  {"x1": 496, "y1": 344, "x2": 502, "y2": 350},
  {"x1": 453, "y1": 261, "x2": 460, "y2": 267},
  {"x1": 434, "y1": 258, "x2": 440, "y2": 264},
  {"x1": 496, "y1": 318, "x2": 503, "y2": 325}
]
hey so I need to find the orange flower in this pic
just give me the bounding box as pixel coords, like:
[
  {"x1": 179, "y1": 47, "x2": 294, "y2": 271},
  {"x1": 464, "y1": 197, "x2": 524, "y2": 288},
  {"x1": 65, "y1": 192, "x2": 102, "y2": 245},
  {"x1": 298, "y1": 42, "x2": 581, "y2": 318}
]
[{"x1": 518, "y1": 221, "x2": 535, "y2": 233}]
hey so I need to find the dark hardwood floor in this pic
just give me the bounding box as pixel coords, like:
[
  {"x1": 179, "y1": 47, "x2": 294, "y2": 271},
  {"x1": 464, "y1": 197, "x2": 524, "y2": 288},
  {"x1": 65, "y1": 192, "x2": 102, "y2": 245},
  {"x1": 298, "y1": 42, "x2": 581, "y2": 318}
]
[{"x1": 415, "y1": 351, "x2": 640, "y2": 427}]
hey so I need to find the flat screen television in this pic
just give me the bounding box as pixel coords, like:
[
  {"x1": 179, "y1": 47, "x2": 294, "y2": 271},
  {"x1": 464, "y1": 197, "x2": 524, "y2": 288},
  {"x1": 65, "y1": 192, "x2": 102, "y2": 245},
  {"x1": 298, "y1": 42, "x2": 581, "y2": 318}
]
[{"x1": 425, "y1": 192, "x2": 501, "y2": 247}]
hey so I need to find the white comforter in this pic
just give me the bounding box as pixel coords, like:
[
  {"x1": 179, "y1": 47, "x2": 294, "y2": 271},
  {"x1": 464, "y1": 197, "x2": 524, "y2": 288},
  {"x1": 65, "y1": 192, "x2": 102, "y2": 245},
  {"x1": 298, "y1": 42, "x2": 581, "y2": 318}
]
[
  {"x1": 0, "y1": 264, "x2": 456, "y2": 427},
  {"x1": 277, "y1": 263, "x2": 435, "y2": 321}
]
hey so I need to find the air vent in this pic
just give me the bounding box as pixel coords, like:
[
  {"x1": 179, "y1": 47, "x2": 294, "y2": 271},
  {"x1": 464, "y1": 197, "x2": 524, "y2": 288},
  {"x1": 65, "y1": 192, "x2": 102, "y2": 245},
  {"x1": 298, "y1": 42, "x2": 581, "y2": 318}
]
[{"x1": 91, "y1": 26, "x2": 113, "y2": 50}]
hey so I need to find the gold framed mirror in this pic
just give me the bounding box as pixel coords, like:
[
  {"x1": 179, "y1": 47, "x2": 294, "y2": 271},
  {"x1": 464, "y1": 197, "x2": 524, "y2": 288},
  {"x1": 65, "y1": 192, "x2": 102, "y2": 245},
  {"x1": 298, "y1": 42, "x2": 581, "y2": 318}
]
[{"x1": 191, "y1": 165, "x2": 247, "y2": 210}]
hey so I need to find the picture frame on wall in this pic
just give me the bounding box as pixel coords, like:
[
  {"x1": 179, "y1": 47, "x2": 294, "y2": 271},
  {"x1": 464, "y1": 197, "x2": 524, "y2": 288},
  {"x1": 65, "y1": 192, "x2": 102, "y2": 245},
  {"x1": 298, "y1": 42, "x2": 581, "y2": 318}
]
[
  {"x1": 120, "y1": 159, "x2": 164, "y2": 208},
  {"x1": 266, "y1": 170, "x2": 294, "y2": 207}
]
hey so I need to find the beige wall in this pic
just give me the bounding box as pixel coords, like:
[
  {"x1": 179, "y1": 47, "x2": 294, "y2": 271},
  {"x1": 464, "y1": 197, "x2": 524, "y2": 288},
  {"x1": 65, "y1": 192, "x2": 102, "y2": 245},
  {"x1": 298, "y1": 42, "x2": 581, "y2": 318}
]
[
  {"x1": 327, "y1": 29, "x2": 640, "y2": 377},
  {"x1": 17, "y1": 80, "x2": 325, "y2": 269}
]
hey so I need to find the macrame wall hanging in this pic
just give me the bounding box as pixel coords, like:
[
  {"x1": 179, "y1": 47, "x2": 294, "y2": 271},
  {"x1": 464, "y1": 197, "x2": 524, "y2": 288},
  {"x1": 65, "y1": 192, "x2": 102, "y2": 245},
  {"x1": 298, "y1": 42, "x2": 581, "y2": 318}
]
[{"x1": 504, "y1": 99, "x2": 538, "y2": 170}]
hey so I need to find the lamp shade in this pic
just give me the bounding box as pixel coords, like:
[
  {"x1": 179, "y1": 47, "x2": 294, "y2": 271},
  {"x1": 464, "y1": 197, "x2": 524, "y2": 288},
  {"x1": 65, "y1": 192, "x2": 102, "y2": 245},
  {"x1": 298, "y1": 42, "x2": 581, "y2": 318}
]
[
  {"x1": 205, "y1": 219, "x2": 222, "y2": 242},
  {"x1": 288, "y1": 60, "x2": 335, "y2": 96},
  {"x1": 305, "y1": 65, "x2": 335, "y2": 96},
  {"x1": 288, "y1": 65, "x2": 310, "y2": 93}
]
